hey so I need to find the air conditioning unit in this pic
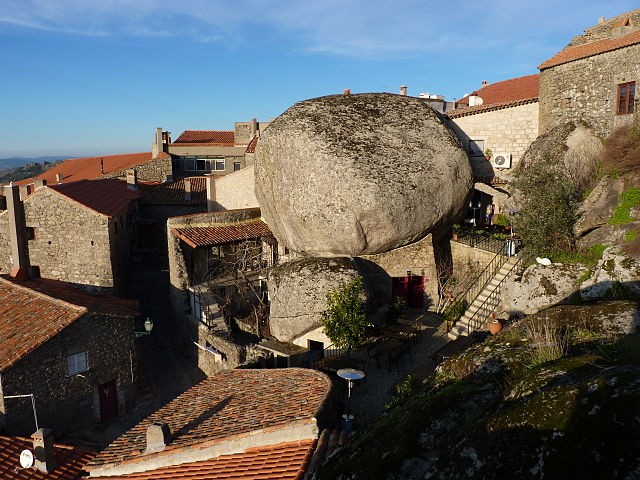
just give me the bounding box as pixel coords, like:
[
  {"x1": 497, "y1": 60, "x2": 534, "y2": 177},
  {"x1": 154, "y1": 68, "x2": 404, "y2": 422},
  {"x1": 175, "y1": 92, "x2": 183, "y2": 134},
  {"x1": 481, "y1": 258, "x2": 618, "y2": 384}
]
[{"x1": 491, "y1": 153, "x2": 512, "y2": 169}]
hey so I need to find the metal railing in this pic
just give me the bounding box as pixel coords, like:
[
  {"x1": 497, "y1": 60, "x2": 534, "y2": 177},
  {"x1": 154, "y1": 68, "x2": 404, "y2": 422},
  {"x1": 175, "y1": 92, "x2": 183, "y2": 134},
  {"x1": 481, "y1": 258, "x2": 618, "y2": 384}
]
[
  {"x1": 463, "y1": 255, "x2": 522, "y2": 334},
  {"x1": 455, "y1": 229, "x2": 510, "y2": 254},
  {"x1": 442, "y1": 240, "x2": 512, "y2": 331}
]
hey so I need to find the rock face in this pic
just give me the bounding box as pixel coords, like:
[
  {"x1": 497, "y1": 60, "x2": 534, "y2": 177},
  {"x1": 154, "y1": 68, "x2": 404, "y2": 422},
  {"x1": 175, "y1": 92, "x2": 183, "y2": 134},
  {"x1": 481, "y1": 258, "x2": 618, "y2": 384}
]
[
  {"x1": 580, "y1": 245, "x2": 640, "y2": 300},
  {"x1": 574, "y1": 175, "x2": 625, "y2": 237},
  {"x1": 502, "y1": 263, "x2": 589, "y2": 315},
  {"x1": 268, "y1": 257, "x2": 365, "y2": 342},
  {"x1": 255, "y1": 93, "x2": 472, "y2": 256}
]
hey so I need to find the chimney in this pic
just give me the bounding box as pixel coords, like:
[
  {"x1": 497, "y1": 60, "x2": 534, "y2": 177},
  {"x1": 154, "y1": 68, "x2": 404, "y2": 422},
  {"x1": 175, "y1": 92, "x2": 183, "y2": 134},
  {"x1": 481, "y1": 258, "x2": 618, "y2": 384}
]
[
  {"x1": 126, "y1": 169, "x2": 138, "y2": 191},
  {"x1": 205, "y1": 173, "x2": 217, "y2": 212},
  {"x1": 146, "y1": 422, "x2": 171, "y2": 453},
  {"x1": 598, "y1": 16, "x2": 606, "y2": 24},
  {"x1": 343, "y1": 88, "x2": 351, "y2": 95},
  {"x1": 250, "y1": 118, "x2": 258, "y2": 139},
  {"x1": 32, "y1": 428, "x2": 56, "y2": 473},
  {"x1": 162, "y1": 131, "x2": 171, "y2": 152},
  {"x1": 55, "y1": 173, "x2": 63, "y2": 183},
  {"x1": 4, "y1": 185, "x2": 29, "y2": 280},
  {"x1": 481, "y1": 80, "x2": 488, "y2": 87},
  {"x1": 152, "y1": 127, "x2": 163, "y2": 158},
  {"x1": 399, "y1": 85, "x2": 408, "y2": 96},
  {"x1": 184, "y1": 178, "x2": 192, "y2": 201},
  {"x1": 34, "y1": 179, "x2": 47, "y2": 191},
  {"x1": 100, "y1": 158, "x2": 104, "y2": 175}
]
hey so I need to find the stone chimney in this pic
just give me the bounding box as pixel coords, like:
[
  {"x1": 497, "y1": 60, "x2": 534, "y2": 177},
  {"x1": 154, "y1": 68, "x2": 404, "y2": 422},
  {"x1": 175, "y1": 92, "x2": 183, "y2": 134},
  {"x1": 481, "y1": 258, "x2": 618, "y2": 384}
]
[
  {"x1": 598, "y1": 16, "x2": 606, "y2": 24},
  {"x1": 343, "y1": 88, "x2": 351, "y2": 95},
  {"x1": 162, "y1": 131, "x2": 171, "y2": 152},
  {"x1": 55, "y1": 173, "x2": 63, "y2": 183},
  {"x1": 399, "y1": 85, "x2": 408, "y2": 96},
  {"x1": 32, "y1": 428, "x2": 56, "y2": 473},
  {"x1": 34, "y1": 179, "x2": 47, "y2": 191},
  {"x1": 145, "y1": 422, "x2": 171, "y2": 453},
  {"x1": 152, "y1": 127, "x2": 163, "y2": 159},
  {"x1": 4, "y1": 185, "x2": 29, "y2": 280},
  {"x1": 250, "y1": 118, "x2": 258, "y2": 139},
  {"x1": 126, "y1": 169, "x2": 138, "y2": 191},
  {"x1": 205, "y1": 174, "x2": 216, "y2": 212},
  {"x1": 481, "y1": 80, "x2": 488, "y2": 87},
  {"x1": 184, "y1": 178, "x2": 192, "y2": 201}
]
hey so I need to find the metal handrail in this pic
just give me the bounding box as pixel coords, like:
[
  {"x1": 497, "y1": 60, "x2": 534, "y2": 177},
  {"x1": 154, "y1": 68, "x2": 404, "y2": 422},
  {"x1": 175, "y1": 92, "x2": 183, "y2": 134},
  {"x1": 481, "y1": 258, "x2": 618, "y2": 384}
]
[
  {"x1": 442, "y1": 241, "x2": 511, "y2": 331},
  {"x1": 463, "y1": 255, "x2": 522, "y2": 334}
]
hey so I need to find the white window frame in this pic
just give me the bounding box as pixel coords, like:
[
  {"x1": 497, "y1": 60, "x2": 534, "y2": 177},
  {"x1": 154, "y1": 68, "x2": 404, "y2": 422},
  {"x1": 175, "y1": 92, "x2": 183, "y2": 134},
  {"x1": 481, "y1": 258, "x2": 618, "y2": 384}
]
[
  {"x1": 67, "y1": 351, "x2": 88, "y2": 375},
  {"x1": 468, "y1": 139, "x2": 485, "y2": 156}
]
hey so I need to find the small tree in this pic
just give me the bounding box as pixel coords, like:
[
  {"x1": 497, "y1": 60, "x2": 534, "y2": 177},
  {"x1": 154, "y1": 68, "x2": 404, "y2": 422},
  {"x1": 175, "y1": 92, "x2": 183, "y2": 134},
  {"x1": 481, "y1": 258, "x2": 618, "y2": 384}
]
[{"x1": 321, "y1": 276, "x2": 369, "y2": 352}]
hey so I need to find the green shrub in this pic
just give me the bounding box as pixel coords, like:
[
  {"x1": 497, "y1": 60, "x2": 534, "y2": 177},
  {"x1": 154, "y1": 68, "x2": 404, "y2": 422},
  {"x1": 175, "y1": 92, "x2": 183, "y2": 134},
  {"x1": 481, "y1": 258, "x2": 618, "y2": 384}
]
[
  {"x1": 625, "y1": 229, "x2": 638, "y2": 242},
  {"x1": 493, "y1": 214, "x2": 510, "y2": 227},
  {"x1": 387, "y1": 296, "x2": 407, "y2": 324},
  {"x1": 321, "y1": 277, "x2": 370, "y2": 351},
  {"x1": 550, "y1": 243, "x2": 607, "y2": 266}
]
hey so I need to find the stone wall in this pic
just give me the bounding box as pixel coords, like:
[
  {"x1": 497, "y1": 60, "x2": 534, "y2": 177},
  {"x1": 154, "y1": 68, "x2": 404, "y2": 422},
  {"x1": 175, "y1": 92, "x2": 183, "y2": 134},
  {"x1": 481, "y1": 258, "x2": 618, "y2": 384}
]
[
  {"x1": 102, "y1": 155, "x2": 173, "y2": 183},
  {"x1": 138, "y1": 204, "x2": 205, "y2": 250},
  {"x1": 24, "y1": 188, "x2": 115, "y2": 292},
  {"x1": 0, "y1": 211, "x2": 10, "y2": 274},
  {"x1": 361, "y1": 233, "x2": 438, "y2": 303},
  {"x1": 449, "y1": 102, "x2": 539, "y2": 172},
  {"x1": 539, "y1": 44, "x2": 640, "y2": 138},
  {"x1": 214, "y1": 165, "x2": 259, "y2": 211},
  {"x1": 450, "y1": 240, "x2": 497, "y2": 276},
  {"x1": 1, "y1": 312, "x2": 136, "y2": 437}
]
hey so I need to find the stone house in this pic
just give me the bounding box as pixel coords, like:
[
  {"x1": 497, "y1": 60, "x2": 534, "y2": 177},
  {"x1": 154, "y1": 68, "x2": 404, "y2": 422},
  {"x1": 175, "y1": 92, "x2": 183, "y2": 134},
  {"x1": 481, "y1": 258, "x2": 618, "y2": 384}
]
[
  {"x1": 166, "y1": 119, "x2": 267, "y2": 178},
  {"x1": 538, "y1": 9, "x2": 640, "y2": 138},
  {"x1": 85, "y1": 368, "x2": 332, "y2": 479},
  {"x1": 0, "y1": 179, "x2": 140, "y2": 294},
  {"x1": 0, "y1": 277, "x2": 139, "y2": 437},
  {"x1": 167, "y1": 208, "x2": 279, "y2": 374}
]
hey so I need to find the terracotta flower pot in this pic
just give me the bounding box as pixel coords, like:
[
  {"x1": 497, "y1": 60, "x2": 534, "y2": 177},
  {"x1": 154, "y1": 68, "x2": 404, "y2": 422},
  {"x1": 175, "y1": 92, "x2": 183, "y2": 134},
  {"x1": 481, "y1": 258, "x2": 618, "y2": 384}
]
[{"x1": 488, "y1": 319, "x2": 503, "y2": 335}]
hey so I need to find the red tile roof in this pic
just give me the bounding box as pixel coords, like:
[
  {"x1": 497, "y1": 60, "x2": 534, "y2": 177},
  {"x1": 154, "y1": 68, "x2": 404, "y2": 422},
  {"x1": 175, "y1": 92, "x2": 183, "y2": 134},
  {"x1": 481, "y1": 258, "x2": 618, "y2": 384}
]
[
  {"x1": 14, "y1": 152, "x2": 157, "y2": 187},
  {"x1": 172, "y1": 130, "x2": 235, "y2": 146},
  {"x1": 88, "y1": 369, "x2": 331, "y2": 471},
  {"x1": 447, "y1": 97, "x2": 539, "y2": 119},
  {"x1": 91, "y1": 440, "x2": 315, "y2": 479},
  {"x1": 456, "y1": 74, "x2": 539, "y2": 106},
  {"x1": 246, "y1": 136, "x2": 259, "y2": 153},
  {"x1": 0, "y1": 435, "x2": 95, "y2": 480},
  {"x1": 172, "y1": 219, "x2": 272, "y2": 247},
  {"x1": 0, "y1": 277, "x2": 86, "y2": 371},
  {"x1": 539, "y1": 29, "x2": 640, "y2": 69},
  {"x1": 4, "y1": 277, "x2": 139, "y2": 318},
  {"x1": 45, "y1": 179, "x2": 140, "y2": 218},
  {"x1": 140, "y1": 177, "x2": 208, "y2": 206}
]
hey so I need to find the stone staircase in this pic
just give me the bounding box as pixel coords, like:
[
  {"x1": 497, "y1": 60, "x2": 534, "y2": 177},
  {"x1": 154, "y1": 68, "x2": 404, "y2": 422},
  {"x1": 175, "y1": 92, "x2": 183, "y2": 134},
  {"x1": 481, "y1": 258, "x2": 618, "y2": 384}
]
[{"x1": 448, "y1": 255, "x2": 520, "y2": 339}]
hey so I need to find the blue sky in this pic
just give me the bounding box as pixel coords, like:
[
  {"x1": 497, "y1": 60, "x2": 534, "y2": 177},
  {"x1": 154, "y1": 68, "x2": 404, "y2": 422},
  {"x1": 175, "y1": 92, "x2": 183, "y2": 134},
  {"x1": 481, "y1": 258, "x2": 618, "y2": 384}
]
[{"x1": 0, "y1": 0, "x2": 636, "y2": 157}]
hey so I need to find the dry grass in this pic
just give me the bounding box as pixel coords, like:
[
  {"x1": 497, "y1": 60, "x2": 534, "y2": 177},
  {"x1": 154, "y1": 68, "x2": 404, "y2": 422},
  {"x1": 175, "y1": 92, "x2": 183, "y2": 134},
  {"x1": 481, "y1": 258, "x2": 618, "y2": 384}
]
[
  {"x1": 524, "y1": 315, "x2": 569, "y2": 367},
  {"x1": 600, "y1": 125, "x2": 640, "y2": 175}
]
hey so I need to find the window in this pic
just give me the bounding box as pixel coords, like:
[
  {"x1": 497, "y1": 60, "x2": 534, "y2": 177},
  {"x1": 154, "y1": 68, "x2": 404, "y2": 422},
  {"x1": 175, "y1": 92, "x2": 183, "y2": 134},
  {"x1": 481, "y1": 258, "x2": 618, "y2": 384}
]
[
  {"x1": 468, "y1": 139, "x2": 485, "y2": 156},
  {"x1": 67, "y1": 351, "x2": 88, "y2": 375},
  {"x1": 617, "y1": 81, "x2": 636, "y2": 114},
  {"x1": 26, "y1": 227, "x2": 36, "y2": 240},
  {"x1": 233, "y1": 162, "x2": 241, "y2": 171},
  {"x1": 213, "y1": 159, "x2": 225, "y2": 171}
]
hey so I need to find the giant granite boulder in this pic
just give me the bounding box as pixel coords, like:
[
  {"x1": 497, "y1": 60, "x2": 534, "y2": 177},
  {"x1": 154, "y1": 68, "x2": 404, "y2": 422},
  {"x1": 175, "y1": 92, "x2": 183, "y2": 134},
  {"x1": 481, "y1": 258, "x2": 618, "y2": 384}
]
[
  {"x1": 255, "y1": 93, "x2": 472, "y2": 256},
  {"x1": 268, "y1": 257, "x2": 366, "y2": 342},
  {"x1": 580, "y1": 245, "x2": 640, "y2": 300},
  {"x1": 502, "y1": 262, "x2": 589, "y2": 315}
]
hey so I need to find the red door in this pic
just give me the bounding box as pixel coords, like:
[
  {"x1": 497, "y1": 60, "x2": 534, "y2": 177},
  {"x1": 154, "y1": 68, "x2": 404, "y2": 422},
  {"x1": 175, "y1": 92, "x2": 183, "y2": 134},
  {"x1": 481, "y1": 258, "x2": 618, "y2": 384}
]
[
  {"x1": 99, "y1": 380, "x2": 118, "y2": 423},
  {"x1": 408, "y1": 276, "x2": 424, "y2": 309},
  {"x1": 391, "y1": 277, "x2": 408, "y2": 302}
]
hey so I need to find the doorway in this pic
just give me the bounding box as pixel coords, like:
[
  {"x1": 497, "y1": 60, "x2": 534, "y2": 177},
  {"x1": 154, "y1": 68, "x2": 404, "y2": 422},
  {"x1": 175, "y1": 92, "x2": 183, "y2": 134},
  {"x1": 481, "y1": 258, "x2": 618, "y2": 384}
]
[{"x1": 99, "y1": 380, "x2": 118, "y2": 423}]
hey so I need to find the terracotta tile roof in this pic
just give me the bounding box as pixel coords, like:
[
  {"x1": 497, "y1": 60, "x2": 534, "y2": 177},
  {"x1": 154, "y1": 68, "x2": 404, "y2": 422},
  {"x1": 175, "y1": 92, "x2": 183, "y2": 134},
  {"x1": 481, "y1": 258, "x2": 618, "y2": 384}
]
[
  {"x1": 4, "y1": 277, "x2": 139, "y2": 317},
  {"x1": 172, "y1": 130, "x2": 235, "y2": 146},
  {"x1": 88, "y1": 369, "x2": 331, "y2": 470},
  {"x1": 447, "y1": 97, "x2": 538, "y2": 119},
  {"x1": 92, "y1": 440, "x2": 315, "y2": 479},
  {"x1": 14, "y1": 152, "x2": 156, "y2": 187},
  {"x1": 539, "y1": 29, "x2": 640, "y2": 69},
  {"x1": 46, "y1": 179, "x2": 140, "y2": 218},
  {"x1": 246, "y1": 136, "x2": 259, "y2": 153},
  {"x1": 0, "y1": 435, "x2": 95, "y2": 480},
  {"x1": 0, "y1": 277, "x2": 86, "y2": 371},
  {"x1": 172, "y1": 219, "x2": 272, "y2": 248},
  {"x1": 455, "y1": 74, "x2": 539, "y2": 107},
  {"x1": 140, "y1": 177, "x2": 207, "y2": 206}
]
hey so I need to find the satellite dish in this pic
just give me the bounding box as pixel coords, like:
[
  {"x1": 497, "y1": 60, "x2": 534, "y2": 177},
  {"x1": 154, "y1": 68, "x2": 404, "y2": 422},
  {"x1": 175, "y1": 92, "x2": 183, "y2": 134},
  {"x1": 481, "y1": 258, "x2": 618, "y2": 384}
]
[{"x1": 19, "y1": 449, "x2": 34, "y2": 469}]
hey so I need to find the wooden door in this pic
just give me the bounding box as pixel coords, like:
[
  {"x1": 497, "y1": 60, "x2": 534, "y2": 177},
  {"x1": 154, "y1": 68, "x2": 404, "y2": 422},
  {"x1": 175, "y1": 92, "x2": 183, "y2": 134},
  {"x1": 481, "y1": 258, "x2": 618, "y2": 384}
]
[
  {"x1": 99, "y1": 380, "x2": 118, "y2": 423},
  {"x1": 408, "y1": 275, "x2": 424, "y2": 309}
]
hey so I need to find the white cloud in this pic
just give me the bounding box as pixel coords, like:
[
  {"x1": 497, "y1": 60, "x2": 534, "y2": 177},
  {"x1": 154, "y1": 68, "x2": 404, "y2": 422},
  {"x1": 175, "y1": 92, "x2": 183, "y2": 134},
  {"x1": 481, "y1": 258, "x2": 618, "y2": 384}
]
[{"x1": 0, "y1": 0, "x2": 637, "y2": 58}]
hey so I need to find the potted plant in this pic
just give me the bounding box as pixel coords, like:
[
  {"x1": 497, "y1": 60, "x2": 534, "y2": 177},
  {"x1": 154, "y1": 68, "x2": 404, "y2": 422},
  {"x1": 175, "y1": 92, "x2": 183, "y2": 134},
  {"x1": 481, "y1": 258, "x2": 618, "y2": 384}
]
[
  {"x1": 452, "y1": 224, "x2": 461, "y2": 241},
  {"x1": 484, "y1": 148, "x2": 493, "y2": 161}
]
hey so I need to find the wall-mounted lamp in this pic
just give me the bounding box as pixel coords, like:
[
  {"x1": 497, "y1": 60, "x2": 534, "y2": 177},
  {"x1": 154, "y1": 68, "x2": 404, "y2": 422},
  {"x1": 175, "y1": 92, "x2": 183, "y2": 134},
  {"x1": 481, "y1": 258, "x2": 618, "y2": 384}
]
[{"x1": 135, "y1": 317, "x2": 154, "y2": 338}]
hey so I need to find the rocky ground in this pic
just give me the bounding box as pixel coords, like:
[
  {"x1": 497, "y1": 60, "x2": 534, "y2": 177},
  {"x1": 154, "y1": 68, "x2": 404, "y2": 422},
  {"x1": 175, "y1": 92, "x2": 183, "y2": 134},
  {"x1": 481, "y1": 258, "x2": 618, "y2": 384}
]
[{"x1": 315, "y1": 300, "x2": 640, "y2": 480}]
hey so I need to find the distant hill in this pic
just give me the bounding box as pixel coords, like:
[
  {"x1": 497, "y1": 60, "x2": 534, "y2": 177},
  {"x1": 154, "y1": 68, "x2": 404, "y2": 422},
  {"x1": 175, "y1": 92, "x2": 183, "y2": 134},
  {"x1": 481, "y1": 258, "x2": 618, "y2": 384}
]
[{"x1": 0, "y1": 156, "x2": 75, "y2": 184}]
